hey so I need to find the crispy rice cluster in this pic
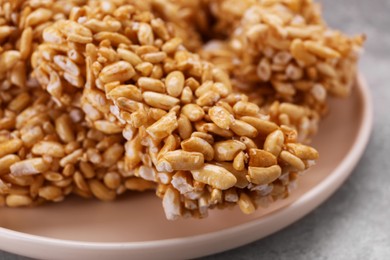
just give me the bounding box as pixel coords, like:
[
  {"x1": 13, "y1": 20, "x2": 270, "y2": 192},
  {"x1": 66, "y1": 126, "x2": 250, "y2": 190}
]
[{"x1": 0, "y1": 0, "x2": 363, "y2": 219}]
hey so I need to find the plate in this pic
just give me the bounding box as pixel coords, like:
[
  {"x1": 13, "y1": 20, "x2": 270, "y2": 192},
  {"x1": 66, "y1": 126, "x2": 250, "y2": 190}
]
[{"x1": 0, "y1": 75, "x2": 373, "y2": 260}]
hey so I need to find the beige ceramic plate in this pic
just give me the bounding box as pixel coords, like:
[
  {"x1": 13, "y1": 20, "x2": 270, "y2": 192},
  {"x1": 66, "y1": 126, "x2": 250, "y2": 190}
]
[{"x1": 0, "y1": 76, "x2": 372, "y2": 260}]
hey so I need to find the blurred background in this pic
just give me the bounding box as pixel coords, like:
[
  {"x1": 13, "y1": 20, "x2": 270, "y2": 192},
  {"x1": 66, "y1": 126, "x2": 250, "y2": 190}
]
[{"x1": 2, "y1": 0, "x2": 389, "y2": 259}]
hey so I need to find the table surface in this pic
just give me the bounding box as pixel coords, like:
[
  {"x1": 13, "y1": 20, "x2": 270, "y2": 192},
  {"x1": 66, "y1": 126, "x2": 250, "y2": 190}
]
[{"x1": 2, "y1": 0, "x2": 390, "y2": 259}]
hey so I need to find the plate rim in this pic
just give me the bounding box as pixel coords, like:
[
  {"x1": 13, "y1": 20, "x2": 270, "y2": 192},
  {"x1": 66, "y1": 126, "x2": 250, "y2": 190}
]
[{"x1": 0, "y1": 75, "x2": 373, "y2": 255}]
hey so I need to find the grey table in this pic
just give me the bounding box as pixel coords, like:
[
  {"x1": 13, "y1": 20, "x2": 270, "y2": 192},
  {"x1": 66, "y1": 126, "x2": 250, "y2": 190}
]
[{"x1": 2, "y1": 0, "x2": 390, "y2": 259}]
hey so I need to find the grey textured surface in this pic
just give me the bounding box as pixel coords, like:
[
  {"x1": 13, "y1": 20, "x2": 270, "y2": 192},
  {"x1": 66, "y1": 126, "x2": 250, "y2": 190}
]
[{"x1": 1, "y1": 0, "x2": 389, "y2": 259}]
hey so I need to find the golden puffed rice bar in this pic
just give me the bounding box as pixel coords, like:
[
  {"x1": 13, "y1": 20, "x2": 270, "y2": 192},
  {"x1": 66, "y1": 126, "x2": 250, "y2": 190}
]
[
  {"x1": 30, "y1": 2, "x2": 318, "y2": 219},
  {"x1": 151, "y1": 0, "x2": 364, "y2": 142},
  {"x1": 0, "y1": 0, "x2": 155, "y2": 206}
]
